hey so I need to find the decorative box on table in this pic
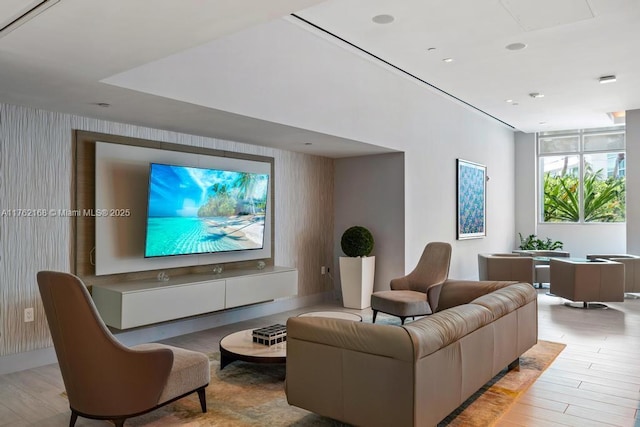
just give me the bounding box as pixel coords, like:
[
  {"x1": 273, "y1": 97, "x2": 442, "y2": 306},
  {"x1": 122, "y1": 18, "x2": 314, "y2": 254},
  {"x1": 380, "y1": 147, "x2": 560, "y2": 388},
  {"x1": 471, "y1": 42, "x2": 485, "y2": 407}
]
[{"x1": 252, "y1": 324, "x2": 287, "y2": 346}]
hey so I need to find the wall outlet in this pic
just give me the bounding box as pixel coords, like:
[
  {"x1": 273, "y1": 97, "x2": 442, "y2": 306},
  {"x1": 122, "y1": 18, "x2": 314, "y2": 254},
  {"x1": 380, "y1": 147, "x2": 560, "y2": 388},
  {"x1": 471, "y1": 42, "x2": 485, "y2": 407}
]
[
  {"x1": 24, "y1": 307, "x2": 34, "y2": 323},
  {"x1": 321, "y1": 266, "x2": 326, "y2": 275}
]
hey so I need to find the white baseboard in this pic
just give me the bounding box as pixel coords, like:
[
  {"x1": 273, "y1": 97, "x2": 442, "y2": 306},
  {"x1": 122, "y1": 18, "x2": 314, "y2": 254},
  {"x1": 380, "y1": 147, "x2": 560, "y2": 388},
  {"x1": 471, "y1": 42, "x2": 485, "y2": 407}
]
[{"x1": 0, "y1": 346, "x2": 58, "y2": 375}]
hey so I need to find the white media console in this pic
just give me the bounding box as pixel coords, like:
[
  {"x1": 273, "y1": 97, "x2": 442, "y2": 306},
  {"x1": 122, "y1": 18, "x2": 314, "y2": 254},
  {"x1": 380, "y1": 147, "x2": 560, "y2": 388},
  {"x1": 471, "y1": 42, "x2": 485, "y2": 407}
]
[{"x1": 92, "y1": 266, "x2": 297, "y2": 329}]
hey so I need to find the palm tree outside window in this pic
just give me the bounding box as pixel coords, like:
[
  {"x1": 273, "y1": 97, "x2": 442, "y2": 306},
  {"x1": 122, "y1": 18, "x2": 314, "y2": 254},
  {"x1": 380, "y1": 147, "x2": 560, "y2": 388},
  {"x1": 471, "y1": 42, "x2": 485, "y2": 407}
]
[{"x1": 538, "y1": 127, "x2": 626, "y2": 223}]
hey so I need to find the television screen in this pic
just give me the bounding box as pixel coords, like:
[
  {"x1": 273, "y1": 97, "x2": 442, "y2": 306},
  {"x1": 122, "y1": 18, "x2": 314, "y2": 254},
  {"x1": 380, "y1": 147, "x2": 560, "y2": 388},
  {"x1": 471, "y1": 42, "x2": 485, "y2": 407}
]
[{"x1": 144, "y1": 163, "x2": 269, "y2": 258}]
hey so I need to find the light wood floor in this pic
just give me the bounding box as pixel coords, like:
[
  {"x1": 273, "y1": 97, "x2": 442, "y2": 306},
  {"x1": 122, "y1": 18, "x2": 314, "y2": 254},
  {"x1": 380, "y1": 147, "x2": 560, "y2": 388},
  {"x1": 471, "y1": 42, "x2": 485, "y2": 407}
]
[
  {"x1": 497, "y1": 290, "x2": 640, "y2": 427},
  {"x1": 2, "y1": 291, "x2": 640, "y2": 426}
]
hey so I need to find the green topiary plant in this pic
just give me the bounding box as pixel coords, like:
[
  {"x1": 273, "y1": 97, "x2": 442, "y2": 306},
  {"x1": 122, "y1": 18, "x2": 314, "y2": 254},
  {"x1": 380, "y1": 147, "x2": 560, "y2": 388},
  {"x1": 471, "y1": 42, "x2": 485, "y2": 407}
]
[{"x1": 341, "y1": 226, "x2": 374, "y2": 257}]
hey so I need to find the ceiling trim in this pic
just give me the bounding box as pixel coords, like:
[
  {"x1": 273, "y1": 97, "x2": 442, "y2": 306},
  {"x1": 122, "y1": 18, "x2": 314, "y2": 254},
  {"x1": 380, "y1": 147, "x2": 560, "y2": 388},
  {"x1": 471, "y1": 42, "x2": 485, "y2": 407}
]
[
  {"x1": 0, "y1": 0, "x2": 60, "y2": 39},
  {"x1": 290, "y1": 13, "x2": 515, "y2": 130}
]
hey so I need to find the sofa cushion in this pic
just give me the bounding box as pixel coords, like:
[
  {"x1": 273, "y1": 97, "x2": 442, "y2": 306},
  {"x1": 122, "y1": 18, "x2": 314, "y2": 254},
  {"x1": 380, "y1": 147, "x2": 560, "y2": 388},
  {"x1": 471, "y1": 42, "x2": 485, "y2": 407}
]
[
  {"x1": 371, "y1": 290, "x2": 432, "y2": 317},
  {"x1": 437, "y1": 280, "x2": 518, "y2": 311},
  {"x1": 402, "y1": 304, "x2": 493, "y2": 359},
  {"x1": 287, "y1": 317, "x2": 414, "y2": 362},
  {"x1": 132, "y1": 343, "x2": 210, "y2": 404},
  {"x1": 470, "y1": 283, "x2": 537, "y2": 320}
]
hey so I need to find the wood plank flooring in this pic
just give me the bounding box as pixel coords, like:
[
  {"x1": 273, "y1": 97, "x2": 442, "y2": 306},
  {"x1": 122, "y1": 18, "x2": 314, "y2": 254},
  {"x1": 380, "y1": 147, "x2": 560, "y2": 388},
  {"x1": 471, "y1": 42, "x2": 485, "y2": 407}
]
[
  {"x1": 2, "y1": 292, "x2": 640, "y2": 426},
  {"x1": 497, "y1": 290, "x2": 640, "y2": 427}
]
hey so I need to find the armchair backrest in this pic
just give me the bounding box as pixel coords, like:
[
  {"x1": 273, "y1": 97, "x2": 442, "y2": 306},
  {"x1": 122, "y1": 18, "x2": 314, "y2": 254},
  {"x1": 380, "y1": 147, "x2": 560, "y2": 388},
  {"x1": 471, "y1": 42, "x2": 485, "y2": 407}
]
[
  {"x1": 405, "y1": 242, "x2": 452, "y2": 292},
  {"x1": 478, "y1": 253, "x2": 535, "y2": 284},
  {"x1": 37, "y1": 271, "x2": 172, "y2": 416},
  {"x1": 587, "y1": 254, "x2": 640, "y2": 293}
]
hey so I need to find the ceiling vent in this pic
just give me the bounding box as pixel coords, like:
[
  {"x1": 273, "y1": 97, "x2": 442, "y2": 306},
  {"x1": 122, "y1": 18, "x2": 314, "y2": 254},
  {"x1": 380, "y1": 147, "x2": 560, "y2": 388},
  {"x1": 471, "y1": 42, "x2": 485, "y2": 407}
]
[{"x1": 0, "y1": 0, "x2": 60, "y2": 39}]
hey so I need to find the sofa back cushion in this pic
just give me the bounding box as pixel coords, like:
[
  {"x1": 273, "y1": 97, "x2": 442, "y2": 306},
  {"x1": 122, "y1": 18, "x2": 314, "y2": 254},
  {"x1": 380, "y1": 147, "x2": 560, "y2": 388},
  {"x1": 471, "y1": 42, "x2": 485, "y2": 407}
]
[
  {"x1": 404, "y1": 281, "x2": 537, "y2": 359},
  {"x1": 437, "y1": 280, "x2": 517, "y2": 311},
  {"x1": 470, "y1": 283, "x2": 537, "y2": 320},
  {"x1": 287, "y1": 317, "x2": 414, "y2": 361},
  {"x1": 403, "y1": 304, "x2": 493, "y2": 359}
]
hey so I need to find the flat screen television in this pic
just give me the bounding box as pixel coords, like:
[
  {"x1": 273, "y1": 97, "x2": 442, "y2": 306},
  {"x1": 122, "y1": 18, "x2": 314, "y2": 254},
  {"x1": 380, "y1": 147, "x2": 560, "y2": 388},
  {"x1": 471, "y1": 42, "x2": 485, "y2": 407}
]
[{"x1": 144, "y1": 162, "x2": 269, "y2": 258}]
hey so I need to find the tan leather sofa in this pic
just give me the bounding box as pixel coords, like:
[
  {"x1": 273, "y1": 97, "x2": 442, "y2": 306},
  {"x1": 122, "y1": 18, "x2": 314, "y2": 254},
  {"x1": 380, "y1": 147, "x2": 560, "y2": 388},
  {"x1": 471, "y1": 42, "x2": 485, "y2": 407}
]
[
  {"x1": 587, "y1": 254, "x2": 640, "y2": 294},
  {"x1": 286, "y1": 280, "x2": 537, "y2": 427}
]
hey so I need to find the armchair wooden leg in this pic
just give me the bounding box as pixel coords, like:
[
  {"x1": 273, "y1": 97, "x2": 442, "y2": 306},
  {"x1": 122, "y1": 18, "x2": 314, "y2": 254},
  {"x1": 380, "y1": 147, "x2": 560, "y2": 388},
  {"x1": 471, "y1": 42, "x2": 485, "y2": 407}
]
[
  {"x1": 197, "y1": 387, "x2": 207, "y2": 413},
  {"x1": 69, "y1": 411, "x2": 78, "y2": 427},
  {"x1": 400, "y1": 317, "x2": 406, "y2": 325},
  {"x1": 113, "y1": 418, "x2": 126, "y2": 427},
  {"x1": 372, "y1": 310, "x2": 378, "y2": 323}
]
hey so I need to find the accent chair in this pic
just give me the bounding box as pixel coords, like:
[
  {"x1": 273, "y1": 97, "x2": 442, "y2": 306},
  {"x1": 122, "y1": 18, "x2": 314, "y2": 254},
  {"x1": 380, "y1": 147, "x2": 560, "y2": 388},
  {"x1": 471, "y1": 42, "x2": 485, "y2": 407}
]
[
  {"x1": 549, "y1": 258, "x2": 624, "y2": 308},
  {"x1": 587, "y1": 254, "x2": 640, "y2": 296},
  {"x1": 478, "y1": 253, "x2": 535, "y2": 285},
  {"x1": 370, "y1": 242, "x2": 451, "y2": 324},
  {"x1": 37, "y1": 271, "x2": 210, "y2": 427}
]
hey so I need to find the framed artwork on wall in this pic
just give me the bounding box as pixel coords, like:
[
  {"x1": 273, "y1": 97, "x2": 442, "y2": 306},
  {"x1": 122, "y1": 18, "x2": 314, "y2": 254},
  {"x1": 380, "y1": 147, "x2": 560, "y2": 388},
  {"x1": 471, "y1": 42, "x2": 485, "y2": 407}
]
[{"x1": 456, "y1": 159, "x2": 487, "y2": 240}]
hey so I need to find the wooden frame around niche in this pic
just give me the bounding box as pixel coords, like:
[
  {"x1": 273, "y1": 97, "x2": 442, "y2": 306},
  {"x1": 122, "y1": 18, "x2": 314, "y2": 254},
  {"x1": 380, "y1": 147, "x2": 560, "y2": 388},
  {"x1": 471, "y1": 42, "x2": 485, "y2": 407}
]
[{"x1": 72, "y1": 130, "x2": 275, "y2": 287}]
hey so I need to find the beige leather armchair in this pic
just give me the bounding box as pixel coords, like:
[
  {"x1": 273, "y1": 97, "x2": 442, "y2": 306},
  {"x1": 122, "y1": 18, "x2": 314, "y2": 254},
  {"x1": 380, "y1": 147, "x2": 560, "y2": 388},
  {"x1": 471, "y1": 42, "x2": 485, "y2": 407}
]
[
  {"x1": 478, "y1": 253, "x2": 534, "y2": 285},
  {"x1": 587, "y1": 254, "x2": 640, "y2": 295},
  {"x1": 37, "y1": 271, "x2": 210, "y2": 427},
  {"x1": 550, "y1": 258, "x2": 624, "y2": 308},
  {"x1": 370, "y1": 242, "x2": 451, "y2": 324}
]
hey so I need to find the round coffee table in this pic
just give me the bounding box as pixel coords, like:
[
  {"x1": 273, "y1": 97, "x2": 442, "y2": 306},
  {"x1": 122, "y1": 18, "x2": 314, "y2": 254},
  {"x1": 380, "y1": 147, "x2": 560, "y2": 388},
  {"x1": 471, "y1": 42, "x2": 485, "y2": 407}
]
[
  {"x1": 297, "y1": 310, "x2": 362, "y2": 321},
  {"x1": 219, "y1": 329, "x2": 286, "y2": 370}
]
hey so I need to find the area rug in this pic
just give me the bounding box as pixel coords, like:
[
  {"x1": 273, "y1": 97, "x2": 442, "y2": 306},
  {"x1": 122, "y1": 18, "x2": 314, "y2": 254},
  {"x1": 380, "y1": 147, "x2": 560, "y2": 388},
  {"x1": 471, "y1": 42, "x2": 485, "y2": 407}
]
[{"x1": 118, "y1": 339, "x2": 564, "y2": 426}]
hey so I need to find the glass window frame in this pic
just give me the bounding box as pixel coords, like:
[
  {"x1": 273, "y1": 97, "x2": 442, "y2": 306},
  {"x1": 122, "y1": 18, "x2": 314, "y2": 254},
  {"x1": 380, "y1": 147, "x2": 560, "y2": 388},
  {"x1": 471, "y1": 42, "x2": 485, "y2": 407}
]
[{"x1": 537, "y1": 126, "x2": 626, "y2": 224}]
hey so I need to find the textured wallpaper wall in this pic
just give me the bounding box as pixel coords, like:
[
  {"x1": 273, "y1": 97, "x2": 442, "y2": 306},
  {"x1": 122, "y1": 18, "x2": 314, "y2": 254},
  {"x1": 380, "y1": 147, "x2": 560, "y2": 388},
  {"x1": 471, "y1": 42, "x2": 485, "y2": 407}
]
[{"x1": 0, "y1": 102, "x2": 334, "y2": 357}]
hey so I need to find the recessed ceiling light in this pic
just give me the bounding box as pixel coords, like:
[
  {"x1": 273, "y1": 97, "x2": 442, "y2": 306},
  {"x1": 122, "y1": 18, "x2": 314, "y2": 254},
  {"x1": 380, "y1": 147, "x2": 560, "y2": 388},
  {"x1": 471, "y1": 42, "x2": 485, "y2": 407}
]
[
  {"x1": 539, "y1": 121, "x2": 547, "y2": 125},
  {"x1": 529, "y1": 92, "x2": 544, "y2": 99},
  {"x1": 443, "y1": 58, "x2": 454, "y2": 63},
  {"x1": 505, "y1": 42, "x2": 527, "y2": 51},
  {"x1": 427, "y1": 47, "x2": 436, "y2": 52},
  {"x1": 372, "y1": 14, "x2": 394, "y2": 24},
  {"x1": 92, "y1": 102, "x2": 111, "y2": 108},
  {"x1": 304, "y1": 142, "x2": 313, "y2": 146},
  {"x1": 505, "y1": 99, "x2": 513, "y2": 103},
  {"x1": 599, "y1": 75, "x2": 617, "y2": 84}
]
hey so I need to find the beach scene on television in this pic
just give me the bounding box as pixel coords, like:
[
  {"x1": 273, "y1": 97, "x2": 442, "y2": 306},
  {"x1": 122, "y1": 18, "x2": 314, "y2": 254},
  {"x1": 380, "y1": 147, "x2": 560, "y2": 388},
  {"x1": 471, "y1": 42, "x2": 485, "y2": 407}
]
[{"x1": 145, "y1": 163, "x2": 269, "y2": 257}]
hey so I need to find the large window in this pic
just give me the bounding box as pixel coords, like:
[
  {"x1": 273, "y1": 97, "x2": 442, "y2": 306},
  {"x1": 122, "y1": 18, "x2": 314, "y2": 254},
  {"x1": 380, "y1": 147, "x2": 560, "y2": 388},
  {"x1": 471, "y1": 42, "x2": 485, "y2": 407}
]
[{"x1": 538, "y1": 127, "x2": 625, "y2": 223}]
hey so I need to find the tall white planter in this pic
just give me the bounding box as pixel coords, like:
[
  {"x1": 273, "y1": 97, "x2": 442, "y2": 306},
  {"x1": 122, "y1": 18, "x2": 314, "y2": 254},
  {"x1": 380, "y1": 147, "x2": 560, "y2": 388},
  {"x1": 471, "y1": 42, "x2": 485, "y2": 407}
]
[{"x1": 339, "y1": 256, "x2": 375, "y2": 309}]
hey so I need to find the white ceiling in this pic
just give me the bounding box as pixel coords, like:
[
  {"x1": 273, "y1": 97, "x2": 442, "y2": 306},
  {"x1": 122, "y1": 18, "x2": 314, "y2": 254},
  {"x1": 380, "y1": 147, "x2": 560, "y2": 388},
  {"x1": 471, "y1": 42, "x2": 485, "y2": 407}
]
[{"x1": 1, "y1": 0, "x2": 638, "y2": 157}]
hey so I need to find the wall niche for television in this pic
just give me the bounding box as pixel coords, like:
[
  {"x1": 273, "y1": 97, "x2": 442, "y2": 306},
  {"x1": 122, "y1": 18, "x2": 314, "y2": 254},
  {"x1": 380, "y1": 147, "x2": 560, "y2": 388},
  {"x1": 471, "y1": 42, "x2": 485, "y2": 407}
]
[{"x1": 73, "y1": 131, "x2": 274, "y2": 286}]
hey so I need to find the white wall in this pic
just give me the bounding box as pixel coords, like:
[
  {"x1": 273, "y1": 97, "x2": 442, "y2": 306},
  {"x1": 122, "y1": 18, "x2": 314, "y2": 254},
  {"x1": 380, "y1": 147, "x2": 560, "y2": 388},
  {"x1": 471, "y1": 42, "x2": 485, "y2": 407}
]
[
  {"x1": 514, "y1": 132, "x2": 537, "y2": 247},
  {"x1": 401, "y1": 101, "x2": 515, "y2": 280},
  {"x1": 334, "y1": 153, "x2": 405, "y2": 294},
  {"x1": 333, "y1": 106, "x2": 515, "y2": 283},
  {"x1": 627, "y1": 109, "x2": 640, "y2": 255},
  {"x1": 537, "y1": 223, "x2": 625, "y2": 258}
]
